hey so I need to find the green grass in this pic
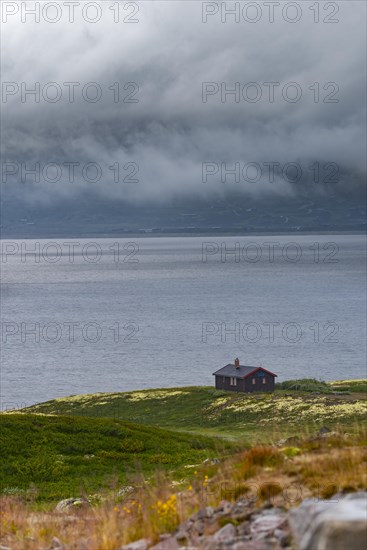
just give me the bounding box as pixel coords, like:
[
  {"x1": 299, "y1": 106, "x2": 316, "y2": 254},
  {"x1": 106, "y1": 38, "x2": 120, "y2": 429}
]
[
  {"x1": 3, "y1": 380, "x2": 366, "y2": 504},
  {"x1": 329, "y1": 379, "x2": 367, "y2": 393},
  {"x1": 20, "y1": 381, "x2": 367, "y2": 440},
  {"x1": 0, "y1": 413, "x2": 233, "y2": 503}
]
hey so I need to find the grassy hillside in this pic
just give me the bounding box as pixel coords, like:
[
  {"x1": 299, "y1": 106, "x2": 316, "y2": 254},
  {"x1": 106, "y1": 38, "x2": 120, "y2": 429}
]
[
  {"x1": 1, "y1": 380, "x2": 366, "y2": 547},
  {"x1": 2, "y1": 380, "x2": 366, "y2": 503},
  {"x1": 22, "y1": 380, "x2": 367, "y2": 441},
  {"x1": 0, "y1": 414, "x2": 233, "y2": 503}
]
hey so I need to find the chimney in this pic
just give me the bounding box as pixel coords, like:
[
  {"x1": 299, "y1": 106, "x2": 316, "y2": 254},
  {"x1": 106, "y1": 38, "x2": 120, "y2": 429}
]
[{"x1": 234, "y1": 358, "x2": 240, "y2": 369}]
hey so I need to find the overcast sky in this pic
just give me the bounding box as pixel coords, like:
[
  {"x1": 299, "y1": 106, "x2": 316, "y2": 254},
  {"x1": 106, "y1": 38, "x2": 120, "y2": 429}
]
[{"x1": 1, "y1": 1, "x2": 366, "y2": 207}]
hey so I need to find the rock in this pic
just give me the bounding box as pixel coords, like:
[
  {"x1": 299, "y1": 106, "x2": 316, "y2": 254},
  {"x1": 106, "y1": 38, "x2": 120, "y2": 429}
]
[
  {"x1": 231, "y1": 541, "x2": 270, "y2": 550},
  {"x1": 181, "y1": 518, "x2": 194, "y2": 532},
  {"x1": 175, "y1": 529, "x2": 189, "y2": 543},
  {"x1": 158, "y1": 534, "x2": 171, "y2": 541},
  {"x1": 250, "y1": 509, "x2": 288, "y2": 540},
  {"x1": 195, "y1": 506, "x2": 215, "y2": 522},
  {"x1": 231, "y1": 499, "x2": 251, "y2": 520},
  {"x1": 216, "y1": 500, "x2": 233, "y2": 515},
  {"x1": 201, "y1": 536, "x2": 215, "y2": 549},
  {"x1": 204, "y1": 506, "x2": 214, "y2": 518},
  {"x1": 274, "y1": 528, "x2": 291, "y2": 547},
  {"x1": 55, "y1": 498, "x2": 91, "y2": 513},
  {"x1": 344, "y1": 491, "x2": 367, "y2": 501},
  {"x1": 49, "y1": 537, "x2": 65, "y2": 549},
  {"x1": 289, "y1": 492, "x2": 367, "y2": 550},
  {"x1": 66, "y1": 541, "x2": 90, "y2": 550},
  {"x1": 237, "y1": 520, "x2": 251, "y2": 536},
  {"x1": 203, "y1": 457, "x2": 220, "y2": 465},
  {"x1": 149, "y1": 536, "x2": 180, "y2": 550},
  {"x1": 150, "y1": 536, "x2": 179, "y2": 549},
  {"x1": 232, "y1": 510, "x2": 251, "y2": 522},
  {"x1": 232, "y1": 543, "x2": 250, "y2": 550},
  {"x1": 117, "y1": 486, "x2": 135, "y2": 499},
  {"x1": 318, "y1": 426, "x2": 331, "y2": 435},
  {"x1": 213, "y1": 522, "x2": 237, "y2": 541},
  {"x1": 196, "y1": 508, "x2": 207, "y2": 520},
  {"x1": 192, "y1": 519, "x2": 205, "y2": 536},
  {"x1": 121, "y1": 539, "x2": 151, "y2": 550}
]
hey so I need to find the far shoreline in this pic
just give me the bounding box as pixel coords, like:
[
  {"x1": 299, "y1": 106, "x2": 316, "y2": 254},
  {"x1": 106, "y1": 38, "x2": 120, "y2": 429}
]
[{"x1": 0, "y1": 230, "x2": 366, "y2": 240}]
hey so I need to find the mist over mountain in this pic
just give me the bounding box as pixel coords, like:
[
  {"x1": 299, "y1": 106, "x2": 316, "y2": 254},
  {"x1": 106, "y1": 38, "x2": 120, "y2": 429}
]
[{"x1": 1, "y1": 1, "x2": 366, "y2": 236}]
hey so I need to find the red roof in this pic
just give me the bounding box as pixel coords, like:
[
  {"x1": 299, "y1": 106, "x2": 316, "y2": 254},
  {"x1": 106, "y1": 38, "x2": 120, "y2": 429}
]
[{"x1": 242, "y1": 366, "x2": 278, "y2": 379}]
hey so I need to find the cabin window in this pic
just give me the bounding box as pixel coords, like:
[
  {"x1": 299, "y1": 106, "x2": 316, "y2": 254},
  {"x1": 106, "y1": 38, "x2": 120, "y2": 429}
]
[
  {"x1": 230, "y1": 377, "x2": 237, "y2": 386},
  {"x1": 252, "y1": 378, "x2": 256, "y2": 385},
  {"x1": 263, "y1": 378, "x2": 267, "y2": 384}
]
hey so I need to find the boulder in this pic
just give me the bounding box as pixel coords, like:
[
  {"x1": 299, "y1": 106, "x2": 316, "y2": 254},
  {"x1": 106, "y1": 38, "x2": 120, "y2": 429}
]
[
  {"x1": 318, "y1": 426, "x2": 331, "y2": 435},
  {"x1": 117, "y1": 486, "x2": 135, "y2": 499},
  {"x1": 213, "y1": 522, "x2": 237, "y2": 541},
  {"x1": 192, "y1": 519, "x2": 205, "y2": 536},
  {"x1": 289, "y1": 492, "x2": 367, "y2": 550},
  {"x1": 49, "y1": 537, "x2": 65, "y2": 549},
  {"x1": 175, "y1": 529, "x2": 190, "y2": 544},
  {"x1": 55, "y1": 498, "x2": 91, "y2": 513},
  {"x1": 150, "y1": 536, "x2": 179, "y2": 549},
  {"x1": 120, "y1": 539, "x2": 151, "y2": 550},
  {"x1": 205, "y1": 506, "x2": 214, "y2": 518},
  {"x1": 215, "y1": 500, "x2": 233, "y2": 515},
  {"x1": 250, "y1": 509, "x2": 288, "y2": 540},
  {"x1": 203, "y1": 457, "x2": 220, "y2": 465}
]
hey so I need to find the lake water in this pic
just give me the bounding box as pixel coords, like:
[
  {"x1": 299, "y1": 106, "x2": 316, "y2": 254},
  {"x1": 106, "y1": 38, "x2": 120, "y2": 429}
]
[{"x1": 1, "y1": 234, "x2": 366, "y2": 408}]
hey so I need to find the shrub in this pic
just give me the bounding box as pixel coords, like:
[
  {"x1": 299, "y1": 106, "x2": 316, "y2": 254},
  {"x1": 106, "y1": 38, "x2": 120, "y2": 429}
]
[
  {"x1": 244, "y1": 446, "x2": 283, "y2": 467},
  {"x1": 120, "y1": 439, "x2": 145, "y2": 453},
  {"x1": 281, "y1": 447, "x2": 302, "y2": 457},
  {"x1": 11, "y1": 454, "x2": 68, "y2": 482},
  {"x1": 276, "y1": 379, "x2": 331, "y2": 393}
]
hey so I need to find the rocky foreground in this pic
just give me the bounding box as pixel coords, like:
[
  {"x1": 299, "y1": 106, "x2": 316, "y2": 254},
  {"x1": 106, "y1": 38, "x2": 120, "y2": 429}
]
[{"x1": 118, "y1": 492, "x2": 367, "y2": 550}]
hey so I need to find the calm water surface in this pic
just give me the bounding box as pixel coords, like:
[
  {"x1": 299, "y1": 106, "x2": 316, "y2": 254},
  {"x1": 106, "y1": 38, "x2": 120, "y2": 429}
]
[{"x1": 1, "y1": 235, "x2": 366, "y2": 407}]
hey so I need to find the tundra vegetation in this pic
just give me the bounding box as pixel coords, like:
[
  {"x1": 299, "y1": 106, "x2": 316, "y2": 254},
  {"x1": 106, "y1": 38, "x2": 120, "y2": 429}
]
[{"x1": 1, "y1": 379, "x2": 366, "y2": 548}]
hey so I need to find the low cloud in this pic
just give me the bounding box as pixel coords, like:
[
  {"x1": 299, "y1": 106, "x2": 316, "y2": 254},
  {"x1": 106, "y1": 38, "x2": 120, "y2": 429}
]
[{"x1": 1, "y1": 1, "x2": 366, "y2": 208}]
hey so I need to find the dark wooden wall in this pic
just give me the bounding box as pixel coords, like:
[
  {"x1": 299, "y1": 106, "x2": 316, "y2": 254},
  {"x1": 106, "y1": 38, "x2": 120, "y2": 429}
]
[
  {"x1": 215, "y1": 372, "x2": 275, "y2": 392},
  {"x1": 244, "y1": 372, "x2": 275, "y2": 392},
  {"x1": 215, "y1": 375, "x2": 246, "y2": 392}
]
